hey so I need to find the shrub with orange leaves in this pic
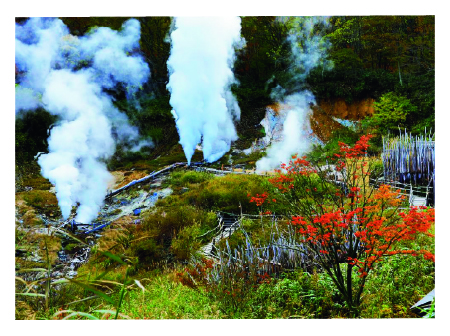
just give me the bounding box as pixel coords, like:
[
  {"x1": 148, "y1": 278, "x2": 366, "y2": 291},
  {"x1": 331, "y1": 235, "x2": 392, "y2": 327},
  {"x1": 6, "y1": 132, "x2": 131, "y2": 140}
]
[{"x1": 248, "y1": 134, "x2": 435, "y2": 317}]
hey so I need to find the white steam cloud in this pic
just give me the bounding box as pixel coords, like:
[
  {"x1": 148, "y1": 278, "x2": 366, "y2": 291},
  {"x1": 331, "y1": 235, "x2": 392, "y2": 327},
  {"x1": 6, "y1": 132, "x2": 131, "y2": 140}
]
[
  {"x1": 256, "y1": 17, "x2": 332, "y2": 172},
  {"x1": 256, "y1": 93, "x2": 315, "y2": 171},
  {"x1": 166, "y1": 17, "x2": 243, "y2": 164},
  {"x1": 15, "y1": 18, "x2": 150, "y2": 223}
]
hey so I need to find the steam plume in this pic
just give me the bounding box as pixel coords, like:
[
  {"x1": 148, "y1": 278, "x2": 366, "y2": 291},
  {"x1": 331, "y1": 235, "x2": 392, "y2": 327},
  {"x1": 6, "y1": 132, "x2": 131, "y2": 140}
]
[
  {"x1": 256, "y1": 17, "x2": 332, "y2": 172},
  {"x1": 15, "y1": 18, "x2": 150, "y2": 223},
  {"x1": 166, "y1": 17, "x2": 243, "y2": 164}
]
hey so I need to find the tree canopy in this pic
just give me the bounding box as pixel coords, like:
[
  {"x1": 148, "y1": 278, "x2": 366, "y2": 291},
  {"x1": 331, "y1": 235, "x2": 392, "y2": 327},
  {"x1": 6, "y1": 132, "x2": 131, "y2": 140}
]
[{"x1": 15, "y1": 16, "x2": 435, "y2": 165}]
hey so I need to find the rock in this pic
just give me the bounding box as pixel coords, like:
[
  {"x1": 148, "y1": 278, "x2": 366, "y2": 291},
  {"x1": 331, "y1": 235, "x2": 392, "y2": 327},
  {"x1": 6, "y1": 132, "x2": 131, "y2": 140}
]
[
  {"x1": 57, "y1": 251, "x2": 67, "y2": 262},
  {"x1": 66, "y1": 270, "x2": 77, "y2": 278},
  {"x1": 51, "y1": 271, "x2": 63, "y2": 278}
]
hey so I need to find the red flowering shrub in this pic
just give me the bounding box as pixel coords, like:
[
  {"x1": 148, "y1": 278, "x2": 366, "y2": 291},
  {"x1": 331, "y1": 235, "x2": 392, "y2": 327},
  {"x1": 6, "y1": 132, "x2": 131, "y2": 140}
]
[{"x1": 249, "y1": 134, "x2": 435, "y2": 316}]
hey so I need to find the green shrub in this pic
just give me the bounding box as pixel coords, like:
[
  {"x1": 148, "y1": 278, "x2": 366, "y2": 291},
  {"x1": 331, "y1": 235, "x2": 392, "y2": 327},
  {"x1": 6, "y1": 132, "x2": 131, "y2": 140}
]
[
  {"x1": 369, "y1": 159, "x2": 384, "y2": 180},
  {"x1": 364, "y1": 92, "x2": 417, "y2": 136},
  {"x1": 360, "y1": 223, "x2": 435, "y2": 317},
  {"x1": 246, "y1": 269, "x2": 348, "y2": 319},
  {"x1": 142, "y1": 206, "x2": 216, "y2": 243},
  {"x1": 130, "y1": 238, "x2": 164, "y2": 266},
  {"x1": 306, "y1": 67, "x2": 396, "y2": 103},
  {"x1": 168, "y1": 170, "x2": 214, "y2": 188},
  {"x1": 170, "y1": 221, "x2": 203, "y2": 261},
  {"x1": 92, "y1": 206, "x2": 218, "y2": 270}
]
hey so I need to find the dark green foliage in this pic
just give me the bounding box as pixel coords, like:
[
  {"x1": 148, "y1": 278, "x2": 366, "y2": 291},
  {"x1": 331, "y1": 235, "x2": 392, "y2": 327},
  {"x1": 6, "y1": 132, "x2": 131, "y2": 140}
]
[
  {"x1": 397, "y1": 70, "x2": 435, "y2": 134},
  {"x1": 15, "y1": 108, "x2": 57, "y2": 164},
  {"x1": 60, "y1": 17, "x2": 128, "y2": 36},
  {"x1": 138, "y1": 17, "x2": 172, "y2": 97},
  {"x1": 307, "y1": 66, "x2": 397, "y2": 103},
  {"x1": 248, "y1": 271, "x2": 344, "y2": 318},
  {"x1": 369, "y1": 160, "x2": 384, "y2": 180},
  {"x1": 307, "y1": 15, "x2": 434, "y2": 134},
  {"x1": 362, "y1": 253, "x2": 434, "y2": 318},
  {"x1": 233, "y1": 17, "x2": 291, "y2": 135},
  {"x1": 138, "y1": 206, "x2": 217, "y2": 260},
  {"x1": 131, "y1": 238, "x2": 164, "y2": 266},
  {"x1": 170, "y1": 222, "x2": 203, "y2": 261}
]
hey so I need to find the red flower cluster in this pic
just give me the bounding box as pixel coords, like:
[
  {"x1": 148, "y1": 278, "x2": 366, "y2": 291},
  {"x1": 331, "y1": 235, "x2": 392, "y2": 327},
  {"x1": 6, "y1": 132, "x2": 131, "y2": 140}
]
[
  {"x1": 249, "y1": 192, "x2": 269, "y2": 206},
  {"x1": 334, "y1": 134, "x2": 374, "y2": 171},
  {"x1": 268, "y1": 174, "x2": 294, "y2": 193},
  {"x1": 337, "y1": 134, "x2": 374, "y2": 159}
]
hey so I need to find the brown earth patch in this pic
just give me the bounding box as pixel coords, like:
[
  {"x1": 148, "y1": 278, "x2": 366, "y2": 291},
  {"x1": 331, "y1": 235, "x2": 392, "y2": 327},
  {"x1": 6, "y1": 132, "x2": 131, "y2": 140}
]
[
  {"x1": 110, "y1": 170, "x2": 150, "y2": 190},
  {"x1": 317, "y1": 98, "x2": 375, "y2": 120},
  {"x1": 310, "y1": 98, "x2": 375, "y2": 142},
  {"x1": 265, "y1": 98, "x2": 374, "y2": 143},
  {"x1": 310, "y1": 107, "x2": 344, "y2": 142}
]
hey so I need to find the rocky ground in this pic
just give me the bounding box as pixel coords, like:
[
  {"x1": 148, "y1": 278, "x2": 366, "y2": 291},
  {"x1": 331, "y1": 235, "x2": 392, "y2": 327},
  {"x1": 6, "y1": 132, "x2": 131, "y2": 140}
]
[{"x1": 15, "y1": 168, "x2": 174, "y2": 283}]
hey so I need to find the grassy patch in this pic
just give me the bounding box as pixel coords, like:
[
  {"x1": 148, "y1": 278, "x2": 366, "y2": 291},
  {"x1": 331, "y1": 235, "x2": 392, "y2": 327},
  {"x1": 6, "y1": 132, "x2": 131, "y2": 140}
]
[
  {"x1": 166, "y1": 169, "x2": 214, "y2": 189},
  {"x1": 22, "y1": 174, "x2": 53, "y2": 191},
  {"x1": 118, "y1": 270, "x2": 223, "y2": 319},
  {"x1": 159, "y1": 170, "x2": 269, "y2": 214},
  {"x1": 21, "y1": 190, "x2": 60, "y2": 217},
  {"x1": 22, "y1": 209, "x2": 44, "y2": 227},
  {"x1": 44, "y1": 267, "x2": 223, "y2": 320},
  {"x1": 88, "y1": 204, "x2": 217, "y2": 270},
  {"x1": 182, "y1": 173, "x2": 268, "y2": 213}
]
